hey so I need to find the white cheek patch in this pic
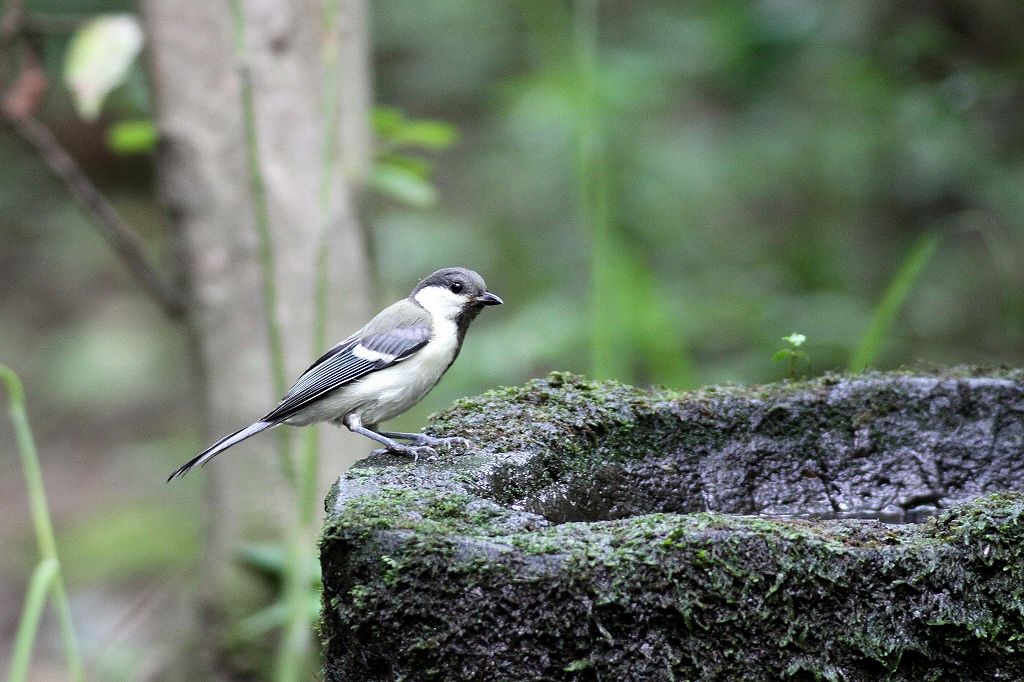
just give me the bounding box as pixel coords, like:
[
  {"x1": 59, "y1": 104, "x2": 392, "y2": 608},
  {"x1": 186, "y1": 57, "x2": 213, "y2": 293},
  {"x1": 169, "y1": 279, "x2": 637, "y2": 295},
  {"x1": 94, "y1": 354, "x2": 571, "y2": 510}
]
[
  {"x1": 414, "y1": 286, "x2": 466, "y2": 320},
  {"x1": 352, "y1": 344, "x2": 397, "y2": 363}
]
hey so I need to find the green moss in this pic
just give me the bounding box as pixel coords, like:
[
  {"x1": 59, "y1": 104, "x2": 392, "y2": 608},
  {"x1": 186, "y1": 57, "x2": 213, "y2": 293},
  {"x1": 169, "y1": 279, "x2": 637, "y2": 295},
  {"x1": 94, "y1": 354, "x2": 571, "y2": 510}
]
[
  {"x1": 325, "y1": 494, "x2": 1024, "y2": 679},
  {"x1": 323, "y1": 371, "x2": 1024, "y2": 681}
]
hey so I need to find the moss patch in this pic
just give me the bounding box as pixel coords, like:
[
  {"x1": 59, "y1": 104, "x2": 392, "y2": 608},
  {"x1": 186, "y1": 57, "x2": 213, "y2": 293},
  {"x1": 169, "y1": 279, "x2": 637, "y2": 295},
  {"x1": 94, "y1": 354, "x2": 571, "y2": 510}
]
[{"x1": 322, "y1": 371, "x2": 1024, "y2": 681}]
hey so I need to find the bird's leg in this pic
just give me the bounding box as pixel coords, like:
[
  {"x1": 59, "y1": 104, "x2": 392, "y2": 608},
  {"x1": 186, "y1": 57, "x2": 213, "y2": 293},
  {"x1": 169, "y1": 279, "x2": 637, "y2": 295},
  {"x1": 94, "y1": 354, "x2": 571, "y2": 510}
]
[
  {"x1": 377, "y1": 430, "x2": 472, "y2": 453},
  {"x1": 343, "y1": 414, "x2": 436, "y2": 460}
]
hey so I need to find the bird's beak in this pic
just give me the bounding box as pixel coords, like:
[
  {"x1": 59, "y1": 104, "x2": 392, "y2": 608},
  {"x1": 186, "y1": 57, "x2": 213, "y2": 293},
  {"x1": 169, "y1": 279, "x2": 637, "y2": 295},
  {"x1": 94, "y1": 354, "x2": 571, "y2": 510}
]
[{"x1": 473, "y1": 292, "x2": 503, "y2": 306}]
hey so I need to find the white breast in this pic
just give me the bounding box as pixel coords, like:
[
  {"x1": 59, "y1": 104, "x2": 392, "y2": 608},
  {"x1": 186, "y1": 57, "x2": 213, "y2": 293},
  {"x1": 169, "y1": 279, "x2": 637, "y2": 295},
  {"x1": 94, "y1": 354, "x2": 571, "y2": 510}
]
[{"x1": 338, "y1": 314, "x2": 459, "y2": 426}]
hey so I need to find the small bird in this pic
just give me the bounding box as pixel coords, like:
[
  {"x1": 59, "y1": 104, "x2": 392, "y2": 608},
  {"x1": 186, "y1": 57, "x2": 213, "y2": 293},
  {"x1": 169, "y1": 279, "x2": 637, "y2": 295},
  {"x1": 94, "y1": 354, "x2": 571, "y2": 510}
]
[{"x1": 169, "y1": 267, "x2": 502, "y2": 480}]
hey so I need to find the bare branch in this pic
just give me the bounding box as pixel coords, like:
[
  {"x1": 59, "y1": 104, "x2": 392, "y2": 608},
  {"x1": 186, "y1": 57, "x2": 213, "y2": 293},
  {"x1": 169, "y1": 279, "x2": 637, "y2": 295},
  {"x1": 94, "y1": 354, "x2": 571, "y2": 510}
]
[
  {"x1": 5, "y1": 113, "x2": 186, "y2": 318},
  {"x1": 1, "y1": 6, "x2": 184, "y2": 318}
]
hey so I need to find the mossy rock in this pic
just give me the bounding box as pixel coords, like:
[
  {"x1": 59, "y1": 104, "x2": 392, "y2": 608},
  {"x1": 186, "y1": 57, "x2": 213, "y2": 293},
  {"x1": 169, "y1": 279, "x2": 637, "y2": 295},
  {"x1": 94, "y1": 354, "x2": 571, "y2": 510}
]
[{"x1": 320, "y1": 370, "x2": 1024, "y2": 681}]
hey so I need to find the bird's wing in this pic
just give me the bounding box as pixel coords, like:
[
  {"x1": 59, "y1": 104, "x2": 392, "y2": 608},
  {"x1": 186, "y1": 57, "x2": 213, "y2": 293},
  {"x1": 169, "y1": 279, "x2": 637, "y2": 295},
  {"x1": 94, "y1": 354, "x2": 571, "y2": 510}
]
[{"x1": 261, "y1": 323, "x2": 432, "y2": 423}]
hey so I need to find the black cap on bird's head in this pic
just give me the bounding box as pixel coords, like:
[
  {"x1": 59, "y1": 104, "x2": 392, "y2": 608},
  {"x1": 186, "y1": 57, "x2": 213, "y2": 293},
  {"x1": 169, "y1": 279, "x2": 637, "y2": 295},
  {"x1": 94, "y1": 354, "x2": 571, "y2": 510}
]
[{"x1": 413, "y1": 268, "x2": 503, "y2": 309}]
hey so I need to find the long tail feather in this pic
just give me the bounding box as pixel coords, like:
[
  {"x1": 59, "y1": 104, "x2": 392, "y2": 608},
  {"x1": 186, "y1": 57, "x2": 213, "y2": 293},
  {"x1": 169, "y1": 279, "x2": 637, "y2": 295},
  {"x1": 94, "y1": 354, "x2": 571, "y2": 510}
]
[{"x1": 168, "y1": 421, "x2": 276, "y2": 481}]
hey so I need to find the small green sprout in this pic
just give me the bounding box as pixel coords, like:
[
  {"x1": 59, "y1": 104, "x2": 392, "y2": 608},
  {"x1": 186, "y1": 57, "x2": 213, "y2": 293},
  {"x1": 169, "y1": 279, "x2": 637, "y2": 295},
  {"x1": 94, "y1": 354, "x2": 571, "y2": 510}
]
[
  {"x1": 782, "y1": 333, "x2": 805, "y2": 348},
  {"x1": 773, "y1": 333, "x2": 809, "y2": 379}
]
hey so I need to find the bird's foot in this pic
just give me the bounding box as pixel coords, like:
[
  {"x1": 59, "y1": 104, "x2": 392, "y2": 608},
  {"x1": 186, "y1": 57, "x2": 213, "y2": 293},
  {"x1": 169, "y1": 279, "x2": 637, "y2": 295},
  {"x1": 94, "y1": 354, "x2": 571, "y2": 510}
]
[
  {"x1": 377, "y1": 431, "x2": 472, "y2": 454},
  {"x1": 371, "y1": 442, "x2": 439, "y2": 462},
  {"x1": 370, "y1": 434, "x2": 471, "y2": 461},
  {"x1": 408, "y1": 434, "x2": 471, "y2": 452}
]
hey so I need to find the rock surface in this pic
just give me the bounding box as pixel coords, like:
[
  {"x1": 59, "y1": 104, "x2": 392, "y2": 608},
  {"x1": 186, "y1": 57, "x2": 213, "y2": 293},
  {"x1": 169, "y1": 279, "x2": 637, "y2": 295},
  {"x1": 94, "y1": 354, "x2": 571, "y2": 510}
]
[{"x1": 321, "y1": 370, "x2": 1024, "y2": 681}]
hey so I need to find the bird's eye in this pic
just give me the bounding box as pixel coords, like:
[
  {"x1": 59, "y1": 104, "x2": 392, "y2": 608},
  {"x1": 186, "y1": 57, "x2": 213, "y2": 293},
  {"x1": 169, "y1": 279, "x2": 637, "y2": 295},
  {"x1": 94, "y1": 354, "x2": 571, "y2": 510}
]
[{"x1": 450, "y1": 281, "x2": 464, "y2": 294}]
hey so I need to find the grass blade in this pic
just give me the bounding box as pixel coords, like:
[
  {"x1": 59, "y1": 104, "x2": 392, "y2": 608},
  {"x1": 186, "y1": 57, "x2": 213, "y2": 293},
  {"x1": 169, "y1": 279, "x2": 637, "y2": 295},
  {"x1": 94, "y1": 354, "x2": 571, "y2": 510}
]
[
  {"x1": 1, "y1": 365, "x2": 84, "y2": 682},
  {"x1": 7, "y1": 559, "x2": 58, "y2": 682},
  {"x1": 848, "y1": 232, "x2": 942, "y2": 372}
]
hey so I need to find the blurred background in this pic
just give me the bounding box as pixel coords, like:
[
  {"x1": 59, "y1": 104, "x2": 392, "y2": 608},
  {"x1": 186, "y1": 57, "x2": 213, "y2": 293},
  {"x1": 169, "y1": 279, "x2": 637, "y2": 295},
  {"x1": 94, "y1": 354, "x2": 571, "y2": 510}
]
[{"x1": 2, "y1": 0, "x2": 1023, "y2": 678}]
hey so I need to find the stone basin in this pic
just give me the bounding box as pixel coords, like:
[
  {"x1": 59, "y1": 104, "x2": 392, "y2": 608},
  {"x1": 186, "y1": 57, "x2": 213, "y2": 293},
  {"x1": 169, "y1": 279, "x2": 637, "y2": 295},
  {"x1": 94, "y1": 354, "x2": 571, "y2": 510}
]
[{"x1": 320, "y1": 370, "x2": 1024, "y2": 681}]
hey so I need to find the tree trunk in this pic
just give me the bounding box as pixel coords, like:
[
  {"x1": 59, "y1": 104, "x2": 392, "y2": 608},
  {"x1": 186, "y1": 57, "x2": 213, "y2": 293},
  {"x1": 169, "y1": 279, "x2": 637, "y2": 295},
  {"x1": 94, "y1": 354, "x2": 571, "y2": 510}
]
[{"x1": 140, "y1": 0, "x2": 372, "y2": 673}]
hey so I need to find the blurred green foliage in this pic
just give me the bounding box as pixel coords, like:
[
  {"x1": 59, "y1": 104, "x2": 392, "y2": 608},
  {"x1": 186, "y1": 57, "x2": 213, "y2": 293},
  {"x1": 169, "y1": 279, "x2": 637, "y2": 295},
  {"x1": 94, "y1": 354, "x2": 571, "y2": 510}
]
[
  {"x1": 9, "y1": 0, "x2": 1023, "y2": 410},
  {"x1": 370, "y1": 106, "x2": 461, "y2": 207},
  {"x1": 849, "y1": 230, "x2": 943, "y2": 372},
  {"x1": 3, "y1": 0, "x2": 1024, "y2": 676},
  {"x1": 63, "y1": 13, "x2": 142, "y2": 120},
  {"x1": 106, "y1": 119, "x2": 156, "y2": 154},
  {"x1": 2, "y1": 364, "x2": 84, "y2": 682},
  {"x1": 370, "y1": 0, "x2": 1024, "y2": 422}
]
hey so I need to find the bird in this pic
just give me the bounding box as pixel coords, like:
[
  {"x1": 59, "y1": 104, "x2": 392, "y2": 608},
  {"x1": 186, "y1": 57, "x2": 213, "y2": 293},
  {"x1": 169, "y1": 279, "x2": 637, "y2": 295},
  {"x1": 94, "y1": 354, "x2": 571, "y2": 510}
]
[{"x1": 168, "y1": 267, "x2": 502, "y2": 480}]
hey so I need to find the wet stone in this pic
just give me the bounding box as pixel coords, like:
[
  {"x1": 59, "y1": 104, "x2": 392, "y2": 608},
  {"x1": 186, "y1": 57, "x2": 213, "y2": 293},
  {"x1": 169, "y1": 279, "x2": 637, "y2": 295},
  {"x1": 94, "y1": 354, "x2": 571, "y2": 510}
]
[{"x1": 321, "y1": 369, "x2": 1024, "y2": 681}]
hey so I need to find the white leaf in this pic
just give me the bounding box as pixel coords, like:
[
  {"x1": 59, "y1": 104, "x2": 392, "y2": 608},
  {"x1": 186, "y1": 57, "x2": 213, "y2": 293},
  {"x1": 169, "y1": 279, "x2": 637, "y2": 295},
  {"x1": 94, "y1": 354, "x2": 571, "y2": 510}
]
[{"x1": 64, "y1": 14, "x2": 144, "y2": 121}]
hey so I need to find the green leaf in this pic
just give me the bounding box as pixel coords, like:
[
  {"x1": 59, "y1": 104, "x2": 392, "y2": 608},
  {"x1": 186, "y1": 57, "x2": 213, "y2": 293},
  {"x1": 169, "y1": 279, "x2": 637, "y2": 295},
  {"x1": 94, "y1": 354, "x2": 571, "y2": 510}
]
[
  {"x1": 228, "y1": 600, "x2": 288, "y2": 643},
  {"x1": 390, "y1": 120, "x2": 460, "y2": 150},
  {"x1": 227, "y1": 590, "x2": 322, "y2": 644},
  {"x1": 372, "y1": 105, "x2": 459, "y2": 150},
  {"x1": 106, "y1": 119, "x2": 158, "y2": 154},
  {"x1": 370, "y1": 162, "x2": 439, "y2": 207},
  {"x1": 237, "y1": 543, "x2": 290, "y2": 578},
  {"x1": 64, "y1": 14, "x2": 144, "y2": 121},
  {"x1": 372, "y1": 105, "x2": 406, "y2": 137},
  {"x1": 772, "y1": 349, "x2": 791, "y2": 362},
  {"x1": 380, "y1": 153, "x2": 432, "y2": 179}
]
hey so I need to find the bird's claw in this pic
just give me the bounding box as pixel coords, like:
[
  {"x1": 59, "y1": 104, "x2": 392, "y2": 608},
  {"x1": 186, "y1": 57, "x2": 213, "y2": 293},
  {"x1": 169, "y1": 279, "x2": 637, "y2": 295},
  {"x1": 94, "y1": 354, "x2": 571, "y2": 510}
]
[
  {"x1": 413, "y1": 435, "x2": 471, "y2": 452},
  {"x1": 372, "y1": 443, "x2": 438, "y2": 462},
  {"x1": 371, "y1": 435, "x2": 471, "y2": 462}
]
